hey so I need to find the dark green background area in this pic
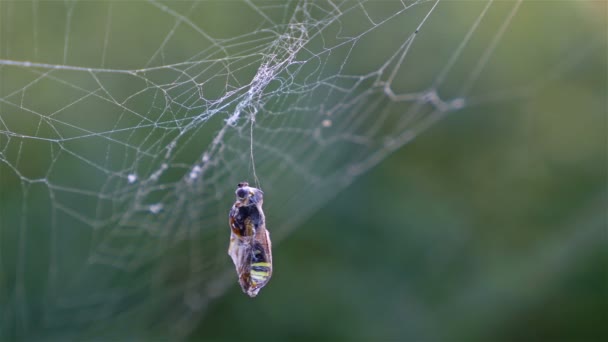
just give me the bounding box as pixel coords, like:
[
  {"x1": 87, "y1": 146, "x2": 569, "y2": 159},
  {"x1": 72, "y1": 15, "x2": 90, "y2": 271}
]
[
  {"x1": 192, "y1": 3, "x2": 607, "y2": 336},
  {"x1": 195, "y1": 83, "x2": 606, "y2": 341}
]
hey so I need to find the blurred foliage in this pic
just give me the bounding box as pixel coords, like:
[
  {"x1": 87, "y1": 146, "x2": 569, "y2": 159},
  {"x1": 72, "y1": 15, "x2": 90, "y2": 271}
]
[
  {"x1": 197, "y1": 101, "x2": 605, "y2": 340},
  {"x1": 193, "y1": 2, "x2": 606, "y2": 341}
]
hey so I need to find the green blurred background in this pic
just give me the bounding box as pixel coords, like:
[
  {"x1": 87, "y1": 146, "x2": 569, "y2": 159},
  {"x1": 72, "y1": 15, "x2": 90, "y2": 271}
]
[
  {"x1": 0, "y1": 1, "x2": 605, "y2": 341},
  {"x1": 199, "y1": 92, "x2": 606, "y2": 340},
  {"x1": 192, "y1": 2, "x2": 607, "y2": 341}
]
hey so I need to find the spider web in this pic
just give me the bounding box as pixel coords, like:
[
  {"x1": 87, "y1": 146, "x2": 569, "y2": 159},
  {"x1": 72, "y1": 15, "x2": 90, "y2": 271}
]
[{"x1": 0, "y1": 0, "x2": 603, "y2": 339}]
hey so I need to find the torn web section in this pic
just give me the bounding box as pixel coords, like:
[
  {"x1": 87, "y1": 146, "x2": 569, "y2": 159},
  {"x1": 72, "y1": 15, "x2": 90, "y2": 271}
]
[
  {"x1": 237, "y1": 1, "x2": 466, "y2": 239},
  {"x1": 0, "y1": 4, "x2": 230, "y2": 337},
  {"x1": 0, "y1": 0, "x2": 291, "y2": 335},
  {"x1": 0, "y1": 66, "x2": 172, "y2": 336},
  {"x1": 0, "y1": 0, "x2": 463, "y2": 338}
]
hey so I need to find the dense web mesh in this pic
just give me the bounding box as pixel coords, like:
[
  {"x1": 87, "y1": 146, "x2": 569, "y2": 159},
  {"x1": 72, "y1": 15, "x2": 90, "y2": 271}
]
[{"x1": 0, "y1": 0, "x2": 603, "y2": 339}]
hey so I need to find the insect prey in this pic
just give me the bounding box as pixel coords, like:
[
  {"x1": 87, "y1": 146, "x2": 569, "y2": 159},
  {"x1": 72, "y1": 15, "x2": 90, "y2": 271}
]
[{"x1": 228, "y1": 182, "x2": 272, "y2": 297}]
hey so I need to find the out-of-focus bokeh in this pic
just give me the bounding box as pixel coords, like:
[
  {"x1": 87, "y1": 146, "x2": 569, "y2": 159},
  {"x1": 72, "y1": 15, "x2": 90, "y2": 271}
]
[{"x1": 0, "y1": 1, "x2": 605, "y2": 341}]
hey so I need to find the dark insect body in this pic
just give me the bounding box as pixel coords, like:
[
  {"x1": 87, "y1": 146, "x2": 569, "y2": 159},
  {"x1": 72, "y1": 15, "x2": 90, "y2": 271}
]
[{"x1": 228, "y1": 182, "x2": 272, "y2": 297}]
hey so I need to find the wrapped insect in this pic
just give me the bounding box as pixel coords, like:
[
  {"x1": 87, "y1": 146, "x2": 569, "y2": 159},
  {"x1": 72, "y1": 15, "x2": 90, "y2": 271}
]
[{"x1": 228, "y1": 182, "x2": 272, "y2": 297}]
